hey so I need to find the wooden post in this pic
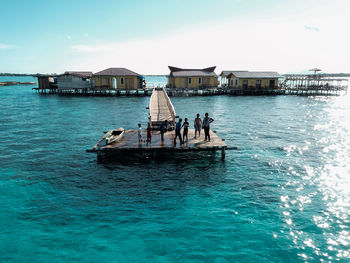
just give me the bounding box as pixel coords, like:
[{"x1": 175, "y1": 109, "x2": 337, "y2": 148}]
[
  {"x1": 221, "y1": 147, "x2": 226, "y2": 161},
  {"x1": 97, "y1": 149, "x2": 102, "y2": 162}
]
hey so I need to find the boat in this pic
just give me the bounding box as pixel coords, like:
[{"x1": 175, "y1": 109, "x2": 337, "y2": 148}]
[{"x1": 105, "y1": 128, "x2": 124, "y2": 145}]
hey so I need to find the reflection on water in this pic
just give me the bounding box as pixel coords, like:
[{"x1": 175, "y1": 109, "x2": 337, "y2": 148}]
[
  {"x1": 0, "y1": 80, "x2": 349, "y2": 262},
  {"x1": 276, "y1": 94, "x2": 350, "y2": 262}
]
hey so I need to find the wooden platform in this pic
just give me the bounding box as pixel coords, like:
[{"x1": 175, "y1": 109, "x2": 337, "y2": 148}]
[
  {"x1": 149, "y1": 88, "x2": 176, "y2": 129},
  {"x1": 88, "y1": 129, "x2": 231, "y2": 160}
]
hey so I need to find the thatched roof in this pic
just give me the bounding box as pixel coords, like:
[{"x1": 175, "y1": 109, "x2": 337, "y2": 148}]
[
  {"x1": 93, "y1": 68, "x2": 140, "y2": 77},
  {"x1": 168, "y1": 66, "x2": 217, "y2": 77}
]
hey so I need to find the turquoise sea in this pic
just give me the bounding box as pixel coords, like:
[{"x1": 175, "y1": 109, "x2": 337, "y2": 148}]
[{"x1": 0, "y1": 76, "x2": 349, "y2": 262}]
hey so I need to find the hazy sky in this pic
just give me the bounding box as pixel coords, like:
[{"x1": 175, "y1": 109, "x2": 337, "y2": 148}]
[{"x1": 0, "y1": 0, "x2": 349, "y2": 74}]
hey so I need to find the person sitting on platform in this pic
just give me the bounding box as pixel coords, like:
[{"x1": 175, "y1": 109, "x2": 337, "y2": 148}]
[
  {"x1": 202, "y1": 113, "x2": 214, "y2": 142},
  {"x1": 160, "y1": 120, "x2": 168, "y2": 141},
  {"x1": 146, "y1": 123, "x2": 152, "y2": 145},
  {"x1": 182, "y1": 118, "x2": 189, "y2": 142},
  {"x1": 174, "y1": 118, "x2": 183, "y2": 145}
]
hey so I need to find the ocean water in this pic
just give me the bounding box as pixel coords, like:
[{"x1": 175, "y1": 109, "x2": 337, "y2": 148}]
[{"x1": 0, "y1": 76, "x2": 349, "y2": 262}]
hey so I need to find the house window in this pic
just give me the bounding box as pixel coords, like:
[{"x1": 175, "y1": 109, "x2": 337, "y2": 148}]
[
  {"x1": 199, "y1": 77, "x2": 202, "y2": 84},
  {"x1": 256, "y1": 80, "x2": 262, "y2": 89},
  {"x1": 243, "y1": 80, "x2": 248, "y2": 89},
  {"x1": 188, "y1": 77, "x2": 192, "y2": 85},
  {"x1": 235, "y1": 79, "x2": 238, "y2": 86},
  {"x1": 121, "y1": 77, "x2": 124, "y2": 85}
]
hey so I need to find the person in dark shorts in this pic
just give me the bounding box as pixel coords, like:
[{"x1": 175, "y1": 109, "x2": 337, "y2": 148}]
[
  {"x1": 194, "y1": 113, "x2": 202, "y2": 139},
  {"x1": 182, "y1": 118, "x2": 189, "y2": 142},
  {"x1": 202, "y1": 113, "x2": 214, "y2": 141},
  {"x1": 146, "y1": 122, "x2": 152, "y2": 145},
  {"x1": 160, "y1": 120, "x2": 168, "y2": 141},
  {"x1": 174, "y1": 118, "x2": 183, "y2": 145},
  {"x1": 138, "y1": 123, "x2": 142, "y2": 142}
]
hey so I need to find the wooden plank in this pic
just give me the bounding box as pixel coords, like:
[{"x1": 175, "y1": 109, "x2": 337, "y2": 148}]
[
  {"x1": 149, "y1": 88, "x2": 175, "y2": 125},
  {"x1": 91, "y1": 129, "x2": 227, "y2": 152}
]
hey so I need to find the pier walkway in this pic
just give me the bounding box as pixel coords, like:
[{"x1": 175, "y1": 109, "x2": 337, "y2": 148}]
[{"x1": 149, "y1": 87, "x2": 176, "y2": 129}]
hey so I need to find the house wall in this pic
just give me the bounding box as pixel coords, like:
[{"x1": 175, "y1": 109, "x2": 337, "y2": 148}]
[
  {"x1": 167, "y1": 77, "x2": 175, "y2": 88},
  {"x1": 237, "y1": 78, "x2": 278, "y2": 88},
  {"x1": 168, "y1": 76, "x2": 218, "y2": 88},
  {"x1": 226, "y1": 77, "x2": 279, "y2": 88},
  {"x1": 91, "y1": 76, "x2": 139, "y2": 90},
  {"x1": 38, "y1": 77, "x2": 50, "y2": 89},
  {"x1": 227, "y1": 77, "x2": 239, "y2": 88},
  {"x1": 57, "y1": 75, "x2": 90, "y2": 90}
]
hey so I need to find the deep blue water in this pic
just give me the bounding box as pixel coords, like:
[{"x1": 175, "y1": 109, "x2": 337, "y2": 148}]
[{"x1": 1, "y1": 76, "x2": 349, "y2": 262}]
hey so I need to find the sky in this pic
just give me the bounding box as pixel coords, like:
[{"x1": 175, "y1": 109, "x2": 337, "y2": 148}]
[{"x1": 0, "y1": 0, "x2": 349, "y2": 74}]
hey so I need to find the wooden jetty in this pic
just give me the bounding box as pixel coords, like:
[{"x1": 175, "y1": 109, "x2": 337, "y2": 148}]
[
  {"x1": 87, "y1": 87, "x2": 234, "y2": 161},
  {"x1": 149, "y1": 87, "x2": 176, "y2": 129},
  {"x1": 281, "y1": 69, "x2": 349, "y2": 96},
  {"x1": 0, "y1": 81, "x2": 36, "y2": 86},
  {"x1": 87, "y1": 129, "x2": 232, "y2": 161}
]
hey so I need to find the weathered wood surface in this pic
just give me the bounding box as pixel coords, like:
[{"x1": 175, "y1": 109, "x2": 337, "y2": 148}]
[
  {"x1": 149, "y1": 88, "x2": 175, "y2": 124},
  {"x1": 90, "y1": 129, "x2": 227, "y2": 152}
]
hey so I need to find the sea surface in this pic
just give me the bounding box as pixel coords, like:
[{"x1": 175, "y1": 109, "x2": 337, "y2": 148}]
[{"x1": 0, "y1": 76, "x2": 349, "y2": 262}]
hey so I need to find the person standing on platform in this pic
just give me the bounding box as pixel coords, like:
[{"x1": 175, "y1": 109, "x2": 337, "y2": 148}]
[
  {"x1": 174, "y1": 118, "x2": 183, "y2": 145},
  {"x1": 138, "y1": 123, "x2": 142, "y2": 143},
  {"x1": 146, "y1": 123, "x2": 152, "y2": 145},
  {"x1": 182, "y1": 118, "x2": 189, "y2": 142},
  {"x1": 202, "y1": 113, "x2": 214, "y2": 141},
  {"x1": 160, "y1": 120, "x2": 168, "y2": 142},
  {"x1": 194, "y1": 113, "x2": 202, "y2": 139}
]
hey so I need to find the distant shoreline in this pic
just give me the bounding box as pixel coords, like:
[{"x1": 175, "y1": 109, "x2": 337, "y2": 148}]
[{"x1": 0, "y1": 73, "x2": 167, "y2": 77}]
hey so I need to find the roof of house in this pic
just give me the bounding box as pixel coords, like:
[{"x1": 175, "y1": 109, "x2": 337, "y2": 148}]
[
  {"x1": 220, "y1": 71, "x2": 248, "y2": 77},
  {"x1": 221, "y1": 71, "x2": 281, "y2": 79},
  {"x1": 168, "y1": 66, "x2": 217, "y2": 77},
  {"x1": 93, "y1": 68, "x2": 140, "y2": 76},
  {"x1": 64, "y1": 71, "x2": 93, "y2": 78}
]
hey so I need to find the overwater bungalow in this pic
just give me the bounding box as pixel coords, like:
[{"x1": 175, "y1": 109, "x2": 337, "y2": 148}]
[
  {"x1": 57, "y1": 71, "x2": 92, "y2": 92},
  {"x1": 90, "y1": 68, "x2": 144, "y2": 91},
  {"x1": 220, "y1": 71, "x2": 281, "y2": 89},
  {"x1": 35, "y1": 74, "x2": 57, "y2": 93},
  {"x1": 167, "y1": 66, "x2": 219, "y2": 89}
]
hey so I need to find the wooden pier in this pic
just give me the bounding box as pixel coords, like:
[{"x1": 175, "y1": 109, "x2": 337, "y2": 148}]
[
  {"x1": 149, "y1": 87, "x2": 176, "y2": 129},
  {"x1": 33, "y1": 87, "x2": 152, "y2": 96},
  {"x1": 281, "y1": 70, "x2": 349, "y2": 96},
  {"x1": 87, "y1": 129, "x2": 232, "y2": 161},
  {"x1": 87, "y1": 87, "x2": 235, "y2": 161}
]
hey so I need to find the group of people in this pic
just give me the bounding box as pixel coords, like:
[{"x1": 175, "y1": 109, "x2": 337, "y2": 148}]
[
  {"x1": 173, "y1": 113, "x2": 214, "y2": 145},
  {"x1": 137, "y1": 113, "x2": 214, "y2": 145}
]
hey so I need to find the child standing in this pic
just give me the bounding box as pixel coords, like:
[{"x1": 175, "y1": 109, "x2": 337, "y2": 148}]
[
  {"x1": 138, "y1": 123, "x2": 142, "y2": 142},
  {"x1": 182, "y1": 118, "x2": 189, "y2": 142}
]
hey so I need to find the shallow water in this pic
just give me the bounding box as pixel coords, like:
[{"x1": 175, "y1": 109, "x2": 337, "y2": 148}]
[{"x1": 0, "y1": 77, "x2": 349, "y2": 262}]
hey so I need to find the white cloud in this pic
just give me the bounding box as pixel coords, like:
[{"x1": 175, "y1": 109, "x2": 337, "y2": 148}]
[
  {"x1": 72, "y1": 44, "x2": 113, "y2": 52},
  {"x1": 304, "y1": 25, "x2": 320, "y2": 32},
  {"x1": 0, "y1": 43, "x2": 13, "y2": 49},
  {"x1": 68, "y1": 0, "x2": 350, "y2": 74}
]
